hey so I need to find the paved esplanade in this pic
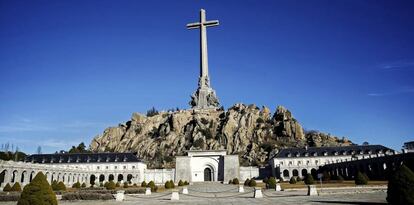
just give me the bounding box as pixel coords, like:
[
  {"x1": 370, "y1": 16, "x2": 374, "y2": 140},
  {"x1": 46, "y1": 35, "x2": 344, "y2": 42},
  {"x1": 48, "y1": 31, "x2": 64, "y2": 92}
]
[{"x1": 188, "y1": 9, "x2": 220, "y2": 109}]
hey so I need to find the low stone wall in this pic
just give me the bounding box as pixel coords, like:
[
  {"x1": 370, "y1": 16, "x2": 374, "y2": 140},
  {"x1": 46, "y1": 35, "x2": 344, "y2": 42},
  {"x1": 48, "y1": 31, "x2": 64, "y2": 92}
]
[
  {"x1": 144, "y1": 169, "x2": 175, "y2": 184},
  {"x1": 239, "y1": 166, "x2": 259, "y2": 181}
]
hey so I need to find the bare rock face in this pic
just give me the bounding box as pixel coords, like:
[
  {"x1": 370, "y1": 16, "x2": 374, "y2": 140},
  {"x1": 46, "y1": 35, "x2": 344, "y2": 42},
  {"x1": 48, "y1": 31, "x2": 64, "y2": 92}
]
[{"x1": 89, "y1": 104, "x2": 352, "y2": 168}]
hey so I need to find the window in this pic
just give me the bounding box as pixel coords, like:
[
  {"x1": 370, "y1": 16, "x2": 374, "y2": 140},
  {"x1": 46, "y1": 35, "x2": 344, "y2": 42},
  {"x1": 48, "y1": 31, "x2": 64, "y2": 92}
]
[
  {"x1": 97, "y1": 166, "x2": 100, "y2": 170},
  {"x1": 306, "y1": 160, "x2": 310, "y2": 165},
  {"x1": 132, "y1": 166, "x2": 136, "y2": 169},
  {"x1": 106, "y1": 166, "x2": 109, "y2": 170},
  {"x1": 288, "y1": 161, "x2": 293, "y2": 166},
  {"x1": 123, "y1": 166, "x2": 127, "y2": 169},
  {"x1": 315, "y1": 160, "x2": 319, "y2": 165},
  {"x1": 114, "y1": 166, "x2": 117, "y2": 169},
  {"x1": 297, "y1": 161, "x2": 301, "y2": 165},
  {"x1": 280, "y1": 162, "x2": 283, "y2": 165}
]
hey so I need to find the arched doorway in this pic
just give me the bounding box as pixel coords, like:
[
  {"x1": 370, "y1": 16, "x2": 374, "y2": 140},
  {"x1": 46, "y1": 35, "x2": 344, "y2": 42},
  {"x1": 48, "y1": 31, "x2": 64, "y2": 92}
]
[
  {"x1": 0, "y1": 170, "x2": 7, "y2": 187},
  {"x1": 292, "y1": 169, "x2": 299, "y2": 177},
  {"x1": 204, "y1": 167, "x2": 212, "y2": 181},
  {"x1": 301, "y1": 169, "x2": 308, "y2": 177},
  {"x1": 90, "y1": 175, "x2": 96, "y2": 185},
  {"x1": 117, "y1": 174, "x2": 123, "y2": 182},
  {"x1": 109, "y1": 174, "x2": 114, "y2": 182}
]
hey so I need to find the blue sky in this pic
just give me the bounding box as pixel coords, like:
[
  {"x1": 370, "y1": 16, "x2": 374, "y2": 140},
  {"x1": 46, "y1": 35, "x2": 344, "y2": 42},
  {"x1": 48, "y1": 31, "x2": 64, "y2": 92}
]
[{"x1": 1, "y1": 0, "x2": 413, "y2": 154}]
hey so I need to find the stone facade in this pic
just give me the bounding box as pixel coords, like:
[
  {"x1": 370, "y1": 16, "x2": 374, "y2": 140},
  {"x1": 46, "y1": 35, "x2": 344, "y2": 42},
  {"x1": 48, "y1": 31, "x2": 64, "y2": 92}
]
[{"x1": 270, "y1": 145, "x2": 395, "y2": 181}]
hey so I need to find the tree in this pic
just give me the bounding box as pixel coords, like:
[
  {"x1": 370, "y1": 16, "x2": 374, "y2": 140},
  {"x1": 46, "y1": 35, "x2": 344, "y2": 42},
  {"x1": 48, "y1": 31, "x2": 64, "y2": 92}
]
[
  {"x1": 51, "y1": 180, "x2": 58, "y2": 191},
  {"x1": 178, "y1": 180, "x2": 184, "y2": 186},
  {"x1": 355, "y1": 172, "x2": 368, "y2": 185},
  {"x1": 267, "y1": 177, "x2": 277, "y2": 189},
  {"x1": 387, "y1": 164, "x2": 414, "y2": 205},
  {"x1": 232, "y1": 178, "x2": 239, "y2": 185},
  {"x1": 17, "y1": 172, "x2": 57, "y2": 205},
  {"x1": 56, "y1": 181, "x2": 66, "y2": 191},
  {"x1": 11, "y1": 182, "x2": 22, "y2": 191},
  {"x1": 72, "y1": 182, "x2": 80, "y2": 189},
  {"x1": 304, "y1": 174, "x2": 315, "y2": 185},
  {"x1": 3, "y1": 183, "x2": 12, "y2": 192},
  {"x1": 146, "y1": 107, "x2": 159, "y2": 117},
  {"x1": 289, "y1": 176, "x2": 297, "y2": 184},
  {"x1": 244, "y1": 178, "x2": 250, "y2": 186},
  {"x1": 248, "y1": 179, "x2": 257, "y2": 187},
  {"x1": 141, "y1": 181, "x2": 147, "y2": 187}
]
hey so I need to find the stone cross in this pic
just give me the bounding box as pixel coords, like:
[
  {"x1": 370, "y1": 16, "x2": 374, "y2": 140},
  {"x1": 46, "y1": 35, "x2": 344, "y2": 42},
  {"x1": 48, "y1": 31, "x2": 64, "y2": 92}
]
[
  {"x1": 187, "y1": 9, "x2": 219, "y2": 88},
  {"x1": 187, "y1": 9, "x2": 220, "y2": 109}
]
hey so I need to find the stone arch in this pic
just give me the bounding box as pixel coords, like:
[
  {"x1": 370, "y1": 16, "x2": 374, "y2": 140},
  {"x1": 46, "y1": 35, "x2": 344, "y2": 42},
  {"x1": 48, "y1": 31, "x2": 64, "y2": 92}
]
[
  {"x1": 90, "y1": 174, "x2": 96, "y2": 185},
  {"x1": 21, "y1": 170, "x2": 27, "y2": 183},
  {"x1": 301, "y1": 169, "x2": 308, "y2": 177},
  {"x1": 0, "y1": 169, "x2": 7, "y2": 186},
  {"x1": 99, "y1": 174, "x2": 105, "y2": 183},
  {"x1": 12, "y1": 170, "x2": 18, "y2": 183},
  {"x1": 117, "y1": 174, "x2": 124, "y2": 182},
  {"x1": 127, "y1": 174, "x2": 133, "y2": 183},
  {"x1": 311, "y1": 168, "x2": 317, "y2": 179},
  {"x1": 109, "y1": 174, "x2": 115, "y2": 182},
  {"x1": 29, "y1": 171, "x2": 36, "y2": 182},
  {"x1": 283, "y1": 169, "x2": 289, "y2": 178},
  {"x1": 204, "y1": 167, "x2": 213, "y2": 181},
  {"x1": 292, "y1": 169, "x2": 299, "y2": 177}
]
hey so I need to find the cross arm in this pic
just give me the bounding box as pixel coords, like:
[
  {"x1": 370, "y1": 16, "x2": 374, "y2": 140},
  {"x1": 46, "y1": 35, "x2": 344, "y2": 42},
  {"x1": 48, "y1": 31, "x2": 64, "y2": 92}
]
[
  {"x1": 204, "y1": 20, "x2": 219, "y2": 27},
  {"x1": 187, "y1": 22, "x2": 201, "y2": 29}
]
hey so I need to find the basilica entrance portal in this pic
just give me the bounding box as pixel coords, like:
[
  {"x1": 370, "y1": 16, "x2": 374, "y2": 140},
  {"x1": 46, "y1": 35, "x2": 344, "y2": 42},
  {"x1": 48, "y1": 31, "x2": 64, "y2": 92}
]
[{"x1": 204, "y1": 167, "x2": 212, "y2": 181}]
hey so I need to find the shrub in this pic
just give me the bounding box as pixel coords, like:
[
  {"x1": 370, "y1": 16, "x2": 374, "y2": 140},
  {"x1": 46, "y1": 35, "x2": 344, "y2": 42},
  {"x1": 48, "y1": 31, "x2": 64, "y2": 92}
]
[
  {"x1": 72, "y1": 182, "x2": 81, "y2": 189},
  {"x1": 123, "y1": 182, "x2": 129, "y2": 188},
  {"x1": 355, "y1": 172, "x2": 368, "y2": 185},
  {"x1": 11, "y1": 182, "x2": 22, "y2": 192},
  {"x1": 267, "y1": 177, "x2": 276, "y2": 189},
  {"x1": 289, "y1": 176, "x2": 297, "y2": 184},
  {"x1": 0, "y1": 192, "x2": 20, "y2": 201},
  {"x1": 57, "y1": 182, "x2": 66, "y2": 191},
  {"x1": 169, "y1": 180, "x2": 175, "y2": 188},
  {"x1": 3, "y1": 183, "x2": 12, "y2": 192},
  {"x1": 51, "y1": 180, "x2": 58, "y2": 191},
  {"x1": 115, "y1": 182, "x2": 120, "y2": 187},
  {"x1": 337, "y1": 175, "x2": 344, "y2": 182},
  {"x1": 125, "y1": 188, "x2": 145, "y2": 194},
  {"x1": 387, "y1": 164, "x2": 414, "y2": 205},
  {"x1": 17, "y1": 171, "x2": 57, "y2": 205},
  {"x1": 248, "y1": 179, "x2": 257, "y2": 187},
  {"x1": 232, "y1": 178, "x2": 239, "y2": 185},
  {"x1": 178, "y1": 180, "x2": 184, "y2": 186},
  {"x1": 133, "y1": 183, "x2": 137, "y2": 187},
  {"x1": 147, "y1": 181, "x2": 155, "y2": 188},
  {"x1": 81, "y1": 183, "x2": 86, "y2": 188},
  {"x1": 151, "y1": 186, "x2": 158, "y2": 192},
  {"x1": 304, "y1": 174, "x2": 315, "y2": 185},
  {"x1": 62, "y1": 192, "x2": 114, "y2": 201},
  {"x1": 228, "y1": 179, "x2": 233, "y2": 184},
  {"x1": 244, "y1": 178, "x2": 250, "y2": 186},
  {"x1": 141, "y1": 181, "x2": 147, "y2": 187},
  {"x1": 105, "y1": 181, "x2": 116, "y2": 190},
  {"x1": 164, "y1": 181, "x2": 172, "y2": 189},
  {"x1": 184, "y1": 181, "x2": 189, "y2": 185},
  {"x1": 99, "y1": 183, "x2": 104, "y2": 187}
]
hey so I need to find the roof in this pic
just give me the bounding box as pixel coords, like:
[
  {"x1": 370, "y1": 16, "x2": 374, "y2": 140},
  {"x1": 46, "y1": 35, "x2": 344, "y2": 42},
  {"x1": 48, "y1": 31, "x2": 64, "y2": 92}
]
[
  {"x1": 25, "y1": 152, "x2": 142, "y2": 164},
  {"x1": 274, "y1": 145, "x2": 393, "y2": 158}
]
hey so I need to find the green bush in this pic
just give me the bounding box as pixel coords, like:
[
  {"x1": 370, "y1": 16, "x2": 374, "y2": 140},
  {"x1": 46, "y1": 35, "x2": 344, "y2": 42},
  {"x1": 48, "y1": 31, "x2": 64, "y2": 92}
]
[
  {"x1": 232, "y1": 178, "x2": 239, "y2": 185},
  {"x1": 141, "y1": 181, "x2": 147, "y2": 187},
  {"x1": 123, "y1": 182, "x2": 129, "y2": 188},
  {"x1": 17, "y1": 171, "x2": 57, "y2": 205},
  {"x1": 248, "y1": 179, "x2": 257, "y2": 187},
  {"x1": 11, "y1": 182, "x2": 22, "y2": 192},
  {"x1": 228, "y1": 179, "x2": 233, "y2": 184},
  {"x1": 304, "y1": 174, "x2": 315, "y2": 185},
  {"x1": 337, "y1": 175, "x2": 344, "y2": 182},
  {"x1": 164, "y1": 181, "x2": 172, "y2": 189},
  {"x1": 289, "y1": 176, "x2": 297, "y2": 184},
  {"x1": 133, "y1": 183, "x2": 137, "y2": 187},
  {"x1": 169, "y1": 180, "x2": 175, "y2": 188},
  {"x1": 267, "y1": 177, "x2": 276, "y2": 189},
  {"x1": 387, "y1": 164, "x2": 414, "y2": 205},
  {"x1": 56, "y1": 182, "x2": 66, "y2": 191},
  {"x1": 355, "y1": 172, "x2": 368, "y2": 185},
  {"x1": 244, "y1": 178, "x2": 250, "y2": 186},
  {"x1": 147, "y1": 181, "x2": 155, "y2": 188},
  {"x1": 3, "y1": 183, "x2": 12, "y2": 192},
  {"x1": 81, "y1": 183, "x2": 86, "y2": 188},
  {"x1": 151, "y1": 186, "x2": 158, "y2": 192},
  {"x1": 115, "y1": 182, "x2": 120, "y2": 187},
  {"x1": 184, "y1": 181, "x2": 189, "y2": 185},
  {"x1": 178, "y1": 180, "x2": 184, "y2": 186},
  {"x1": 51, "y1": 180, "x2": 58, "y2": 191},
  {"x1": 105, "y1": 181, "x2": 116, "y2": 190},
  {"x1": 72, "y1": 182, "x2": 81, "y2": 189}
]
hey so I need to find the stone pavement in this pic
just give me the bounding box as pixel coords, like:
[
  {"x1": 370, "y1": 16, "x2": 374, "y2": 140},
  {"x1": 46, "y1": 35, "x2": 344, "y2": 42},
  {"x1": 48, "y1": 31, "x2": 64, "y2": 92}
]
[{"x1": 0, "y1": 183, "x2": 388, "y2": 205}]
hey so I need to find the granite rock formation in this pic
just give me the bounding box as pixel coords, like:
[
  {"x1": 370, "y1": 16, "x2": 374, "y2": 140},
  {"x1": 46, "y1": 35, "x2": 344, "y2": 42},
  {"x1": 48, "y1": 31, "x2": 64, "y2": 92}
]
[{"x1": 90, "y1": 104, "x2": 352, "y2": 168}]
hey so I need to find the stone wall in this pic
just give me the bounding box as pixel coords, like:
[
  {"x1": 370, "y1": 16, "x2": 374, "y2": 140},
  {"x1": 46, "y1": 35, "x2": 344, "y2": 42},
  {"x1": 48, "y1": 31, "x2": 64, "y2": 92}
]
[
  {"x1": 239, "y1": 166, "x2": 259, "y2": 181},
  {"x1": 144, "y1": 169, "x2": 175, "y2": 185}
]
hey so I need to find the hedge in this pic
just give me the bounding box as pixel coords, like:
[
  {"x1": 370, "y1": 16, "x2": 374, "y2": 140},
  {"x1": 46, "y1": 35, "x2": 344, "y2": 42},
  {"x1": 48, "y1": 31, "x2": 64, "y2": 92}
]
[
  {"x1": 267, "y1": 177, "x2": 276, "y2": 189},
  {"x1": 289, "y1": 176, "x2": 297, "y2": 184},
  {"x1": 355, "y1": 172, "x2": 368, "y2": 185},
  {"x1": 387, "y1": 164, "x2": 414, "y2": 205},
  {"x1": 304, "y1": 174, "x2": 315, "y2": 185}
]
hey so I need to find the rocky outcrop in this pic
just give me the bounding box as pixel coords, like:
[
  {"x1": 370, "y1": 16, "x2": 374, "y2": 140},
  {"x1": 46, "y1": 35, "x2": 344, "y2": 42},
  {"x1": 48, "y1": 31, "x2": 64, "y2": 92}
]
[{"x1": 89, "y1": 104, "x2": 352, "y2": 168}]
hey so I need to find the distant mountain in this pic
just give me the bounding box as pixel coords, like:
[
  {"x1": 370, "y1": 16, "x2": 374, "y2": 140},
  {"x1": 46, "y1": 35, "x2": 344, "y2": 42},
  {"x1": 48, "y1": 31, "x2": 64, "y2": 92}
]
[{"x1": 90, "y1": 104, "x2": 353, "y2": 168}]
